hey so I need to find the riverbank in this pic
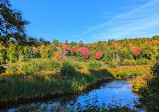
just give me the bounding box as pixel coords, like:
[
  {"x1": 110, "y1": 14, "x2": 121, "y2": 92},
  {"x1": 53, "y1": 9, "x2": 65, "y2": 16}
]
[
  {"x1": 0, "y1": 62, "x2": 148, "y2": 110},
  {"x1": 5, "y1": 79, "x2": 138, "y2": 112},
  {"x1": 131, "y1": 73, "x2": 159, "y2": 111},
  {"x1": 0, "y1": 63, "x2": 113, "y2": 103},
  {"x1": 102, "y1": 65, "x2": 150, "y2": 78}
]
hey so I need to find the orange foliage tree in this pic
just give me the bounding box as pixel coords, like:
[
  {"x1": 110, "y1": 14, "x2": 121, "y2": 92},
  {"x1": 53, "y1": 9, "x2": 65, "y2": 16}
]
[
  {"x1": 133, "y1": 47, "x2": 141, "y2": 59},
  {"x1": 70, "y1": 47, "x2": 76, "y2": 55},
  {"x1": 95, "y1": 51, "x2": 103, "y2": 60}
]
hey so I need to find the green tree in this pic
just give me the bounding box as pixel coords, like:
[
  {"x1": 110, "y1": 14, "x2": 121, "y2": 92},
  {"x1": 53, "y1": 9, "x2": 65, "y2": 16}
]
[
  {"x1": 0, "y1": 0, "x2": 29, "y2": 45},
  {"x1": 7, "y1": 43, "x2": 18, "y2": 62},
  {"x1": 53, "y1": 39, "x2": 59, "y2": 46},
  {"x1": 0, "y1": 44, "x2": 5, "y2": 64}
]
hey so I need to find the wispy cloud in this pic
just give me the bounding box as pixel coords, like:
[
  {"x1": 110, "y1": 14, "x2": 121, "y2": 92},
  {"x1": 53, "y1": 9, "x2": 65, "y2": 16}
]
[{"x1": 76, "y1": 0, "x2": 159, "y2": 42}]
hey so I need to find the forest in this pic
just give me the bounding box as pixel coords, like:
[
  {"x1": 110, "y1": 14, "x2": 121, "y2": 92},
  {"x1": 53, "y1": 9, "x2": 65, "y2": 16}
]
[{"x1": 0, "y1": 0, "x2": 159, "y2": 111}]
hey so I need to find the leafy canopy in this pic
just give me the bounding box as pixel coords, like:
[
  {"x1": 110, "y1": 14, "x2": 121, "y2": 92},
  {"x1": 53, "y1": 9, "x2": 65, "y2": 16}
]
[{"x1": 0, "y1": 0, "x2": 29, "y2": 45}]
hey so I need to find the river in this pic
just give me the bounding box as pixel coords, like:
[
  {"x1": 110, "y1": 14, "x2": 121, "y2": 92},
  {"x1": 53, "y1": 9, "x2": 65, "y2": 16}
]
[{"x1": 3, "y1": 79, "x2": 139, "y2": 111}]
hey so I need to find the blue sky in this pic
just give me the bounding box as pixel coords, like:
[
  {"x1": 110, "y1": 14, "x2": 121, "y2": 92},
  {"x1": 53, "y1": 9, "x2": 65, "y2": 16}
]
[{"x1": 12, "y1": 0, "x2": 159, "y2": 43}]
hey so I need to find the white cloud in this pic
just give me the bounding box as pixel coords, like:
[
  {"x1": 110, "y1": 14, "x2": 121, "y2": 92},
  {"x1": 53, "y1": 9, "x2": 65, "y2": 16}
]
[{"x1": 76, "y1": 0, "x2": 159, "y2": 42}]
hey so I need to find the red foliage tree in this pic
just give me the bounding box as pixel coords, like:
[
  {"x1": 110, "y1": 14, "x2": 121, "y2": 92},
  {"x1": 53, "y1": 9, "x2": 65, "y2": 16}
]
[
  {"x1": 95, "y1": 51, "x2": 103, "y2": 60},
  {"x1": 54, "y1": 51, "x2": 63, "y2": 60},
  {"x1": 111, "y1": 41, "x2": 116, "y2": 46},
  {"x1": 70, "y1": 47, "x2": 76, "y2": 55},
  {"x1": 102, "y1": 43, "x2": 107, "y2": 46},
  {"x1": 133, "y1": 47, "x2": 141, "y2": 59},
  {"x1": 62, "y1": 44, "x2": 69, "y2": 56},
  {"x1": 78, "y1": 47, "x2": 90, "y2": 59},
  {"x1": 129, "y1": 43, "x2": 133, "y2": 47},
  {"x1": 150, "y1": 40, "x2": 157, "y2": 44},
  {"x1": 62, "y1": 44, "x2": 68, "y2": 50}
]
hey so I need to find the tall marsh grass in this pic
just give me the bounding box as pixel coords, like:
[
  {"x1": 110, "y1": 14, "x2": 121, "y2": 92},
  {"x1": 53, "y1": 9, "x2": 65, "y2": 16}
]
[
  {"x1": 103, "y1": 65, "x2": 150, "y2": 78},
  {"x1": 0, "y1": 58, "x2": 112, "y2": 102},
  {"x1": 21, "y1": 58, "x2": 62, "y2": 74}
]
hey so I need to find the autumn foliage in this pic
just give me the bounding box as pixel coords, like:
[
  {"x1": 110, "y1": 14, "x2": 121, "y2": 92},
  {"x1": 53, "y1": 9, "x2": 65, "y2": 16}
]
[
  {"x1": 95, "y1": 51, "x2": 103, "y2": 60},
  {"x1": 133, "y1": 47, "x2": 141, "y2": 57},
  {"x1": 62, "y1": 44, "x2": 69, "y2": 56},
  {"x1": 70, "y1": 47, "x2": 76, "y2": 55},
  {"x1": 78, "y1": 47, "x2": 90, "y2": 59},
  {"x1": 150, "y1": 40, "x2": 157, "y2": 44},
  {"x1": 54, "y1": 51, "x2": 63, "y2": 60},
  {"x1": 62, "y1": 44, "x2": 68, "y2": 50}
]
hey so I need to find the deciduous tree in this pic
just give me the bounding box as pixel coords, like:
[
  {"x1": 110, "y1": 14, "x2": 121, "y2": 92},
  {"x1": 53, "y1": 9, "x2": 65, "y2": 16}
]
[
  {"x1": 0, "y1": 0, "x2": 29, "y2": 45},
  {"x1": 134, "y1": 47, "x2": 141, "y2": 59}
]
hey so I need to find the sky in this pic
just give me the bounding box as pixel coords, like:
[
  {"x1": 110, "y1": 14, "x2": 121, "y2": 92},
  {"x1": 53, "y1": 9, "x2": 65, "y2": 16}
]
[{"x1": 11, "y1": 0, "x2": 159, "y2": 43}]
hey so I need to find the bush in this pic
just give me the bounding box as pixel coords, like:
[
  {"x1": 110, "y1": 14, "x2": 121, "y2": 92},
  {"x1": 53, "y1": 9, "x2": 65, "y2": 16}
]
[
  {"x1": 62, "y1": 58, "x2": 84, "y2": 70},
  {"x1": 21, "y1": 59, "x2": 61, "y2": 73},
  {"x1": 108, "y1": 62, "x2": 117, "y2": 68},
  {"x1": 6, "y1": 63, "x2": 19, "y2": 74},
  {"x1": 87, "y1": 60, "x2": 102, "y2": 70},
  {"x1": 60, "y1": 62, "x2": 76, "y2": 77},
  {"x1": 71, "y1": 62, "x2": 84, "y2": 70},
  {"x1": 116, "y1": 71, "x2": 127, "y2": 77},
  {"x1": 136, "y1": 58, "x2": 149, "y2": 65},
  {"x1": 124, "y1": 59, "x2": 136, "y2": 65},
  {"x1": 151, "y1": 53, "x2": 159, "y2": 75}
]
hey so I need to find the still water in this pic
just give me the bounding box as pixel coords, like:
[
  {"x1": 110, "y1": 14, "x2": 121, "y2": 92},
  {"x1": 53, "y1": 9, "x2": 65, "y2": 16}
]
[{"x1": 6, "y1": 79, "x2": 139, "y2": 111}]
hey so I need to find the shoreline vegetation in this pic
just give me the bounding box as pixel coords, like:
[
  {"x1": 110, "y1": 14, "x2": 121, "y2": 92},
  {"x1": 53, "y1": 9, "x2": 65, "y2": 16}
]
[
  {"x1": 0, "y1": 60, "x2": 149, "y2": 108},
  {"x1": 131, "y1": 53, "x2": 159, "y2": 111}
]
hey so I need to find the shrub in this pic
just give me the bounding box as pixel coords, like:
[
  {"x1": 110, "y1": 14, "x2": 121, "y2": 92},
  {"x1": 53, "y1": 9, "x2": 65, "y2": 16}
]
[
  {"x1": 132, "y1": 74, "x2": 152, "y2": 92},
  {"x1": 116, "y1": 71, "x2": 127, "y2": 77},
  {"x1": 136, "y1": 58, "x2": 149, "y2": 65},
  {"x1": 21, "y1": 59, "x2": 61, "y2": 73},
  {"x1": 87, "y1": 60, "x2": 102, "y2": 70},
  {"x1": 71, "y1": 62, "x2": 83, "y2": 70},
  {"x1": 62, "y1": 58, "x2": 84, "y2": 70},
  {"x1": 107, "y1": 65, "x2": 150, "y2": 78},
  {"x1": 60, "y1": 62, "x2": 76, "y2": 77},
  {"x1": 6, "y1": 63, "x2": 19, "y2": 74},
  {"x1": 108, "y1": 62, "x2": 117, "y2": 68},
  {"x1": 124, "y1": 59, "x2": 136, "y2": 65}
]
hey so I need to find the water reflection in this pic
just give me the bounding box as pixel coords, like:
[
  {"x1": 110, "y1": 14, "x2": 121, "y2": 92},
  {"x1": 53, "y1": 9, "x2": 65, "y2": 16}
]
[{"x1": 6, "y1": 79, "x2": 139, "y2": 111}]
